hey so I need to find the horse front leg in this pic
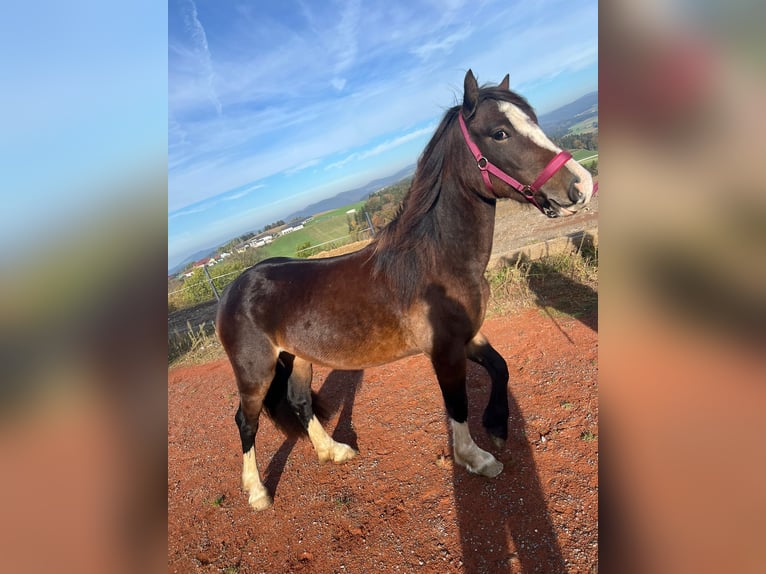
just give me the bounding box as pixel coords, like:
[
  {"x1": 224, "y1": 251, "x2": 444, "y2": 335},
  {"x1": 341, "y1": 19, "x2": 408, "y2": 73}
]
[
  {"x1": 431, "y1": 345, "x2": 503, "y2": 478},
  {"x1": 466, "y1": 332, "x2": 510, "y2": 448}
]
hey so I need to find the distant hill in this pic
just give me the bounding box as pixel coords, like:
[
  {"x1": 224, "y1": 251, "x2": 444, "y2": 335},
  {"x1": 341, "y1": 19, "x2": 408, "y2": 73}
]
[
  {"x1": 168, "y1": 246, "x2": 218, "y2": 276},
  {"x1": 285, "y1": 164, "x2": 416, "y2": 221},
  {"x1": 539, "y1": 91, "x2": 598, "y2": 137}
]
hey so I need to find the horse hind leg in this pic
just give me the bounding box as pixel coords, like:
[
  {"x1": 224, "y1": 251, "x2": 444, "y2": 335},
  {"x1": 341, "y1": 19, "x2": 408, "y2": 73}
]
[
  {"x1": 287, "y1": 356, "x2": 357, "y2": 464},
  {"x1": 232, "y1": 345, "x2": 281, "y2": 511},
  {"x1": 235, "y1": 402, "x2": 272, "y2": 511},
  {"x1": 466, "y1": 332, "x2": 510, "y2": 448}
]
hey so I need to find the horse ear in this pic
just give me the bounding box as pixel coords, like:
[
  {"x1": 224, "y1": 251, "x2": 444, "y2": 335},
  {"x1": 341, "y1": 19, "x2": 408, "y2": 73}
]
[
  {"x1": 462, "y1": 69, "x2": 479, "y2": 119},
  {"x1": 499, "y1": 74, "x2": 510, "y2": 90}
]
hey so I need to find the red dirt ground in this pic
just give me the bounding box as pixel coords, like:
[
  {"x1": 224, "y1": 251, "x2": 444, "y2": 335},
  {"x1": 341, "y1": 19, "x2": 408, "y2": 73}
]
[{"x1": 168, "y1": 308, "x2": 598, "y2": 573}]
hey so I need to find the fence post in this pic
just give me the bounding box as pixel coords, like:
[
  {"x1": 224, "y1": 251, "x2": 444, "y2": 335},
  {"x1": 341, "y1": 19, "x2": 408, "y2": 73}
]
[
  {"x1": 364, "y1": 209, "x2": 375, "y2": 237},
  {"x1": 203, "y1": 265, "x2": 220, "y2": 301}
]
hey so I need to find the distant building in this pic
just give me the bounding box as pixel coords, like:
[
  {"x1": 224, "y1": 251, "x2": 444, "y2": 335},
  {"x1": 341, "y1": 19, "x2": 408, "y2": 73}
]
[
  {"x1": 281, "y1": 225, "x2": 303, "y2": 235},
  {"x1": 250, "y1": 234, "x2": 276, "y2": 247}
]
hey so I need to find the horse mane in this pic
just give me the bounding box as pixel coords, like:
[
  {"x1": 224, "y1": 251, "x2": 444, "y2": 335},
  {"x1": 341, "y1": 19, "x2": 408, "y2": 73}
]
[
  {"x1": 369, "y1": 83, "x2": 538, "y2": 305},
  {"x1": 369, "y1": 106, "x2": 458, "y2": 304}
]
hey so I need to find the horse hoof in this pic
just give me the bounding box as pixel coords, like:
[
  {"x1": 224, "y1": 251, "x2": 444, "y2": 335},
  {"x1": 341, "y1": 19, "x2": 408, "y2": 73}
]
[
  {"x1": 330, "y1": 442, "x2": 358, "y2": 464},
  {"x1": 318, "y1": 442, "x2": 357, "y2": 464},
  {"x1": 248, "y1": 491, "x2": 273, "y2": 511},
  {"x1": 478, "y1": 458, "x2": 504, "y2": 478}
]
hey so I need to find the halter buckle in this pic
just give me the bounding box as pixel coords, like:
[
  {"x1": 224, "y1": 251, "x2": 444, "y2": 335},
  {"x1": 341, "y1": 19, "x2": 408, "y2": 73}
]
[
  {"x1": 521, "y1": 185, "x2": 535, "y2": 199},
  {"x1": 477, "y1": 157, "x2": 488, "y2": 170}
]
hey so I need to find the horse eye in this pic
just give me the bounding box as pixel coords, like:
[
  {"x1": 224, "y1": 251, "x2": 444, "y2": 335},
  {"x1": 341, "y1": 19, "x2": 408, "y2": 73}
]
[{"x1": 492, "y1": 130, "x2": 509, "y2": 141}]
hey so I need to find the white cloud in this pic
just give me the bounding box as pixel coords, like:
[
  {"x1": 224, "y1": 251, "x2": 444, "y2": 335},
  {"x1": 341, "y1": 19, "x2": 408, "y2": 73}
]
[
  {"x1": 332, "y1": 0, "x2": 361, "y2": 73},
  {"x1": 178, "y1": 0, "x2": 222, "y2": 116},
  {"x1": 410, "y1": 26, "x2": 473, "y2": 61},
  {"x1": 358, "y1": 125, "x2": 436, "y2": 160},
  {"x1": 331, "y1": 77, "x2": 347, "y2": 91},
  {"x1": 324, "y1": 125, "x2": 435, "y2": 171},
  {"x1": 169, "y1": 204, "x2": 209, "y2": 219},
  {"x1": 222, "y1": 183, "x2": 265, "y2": 201},
  {"x1": 284, "y1": 158, "x2": 321, "y2": 176}
]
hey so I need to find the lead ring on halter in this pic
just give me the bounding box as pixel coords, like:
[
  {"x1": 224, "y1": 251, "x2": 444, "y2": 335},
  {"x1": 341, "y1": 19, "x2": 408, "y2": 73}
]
[{"x1": 458, "y1": 112, "x2": 574, "y2": 215}]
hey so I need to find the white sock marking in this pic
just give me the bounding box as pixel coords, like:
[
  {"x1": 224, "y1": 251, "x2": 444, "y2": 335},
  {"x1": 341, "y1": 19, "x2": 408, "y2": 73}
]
[
  {"x1": 242, "y1": 446, "x2": 271, "y2": 510},
  {"x1": 307, "y1": 416, "x2": 356, "y2": 463},
  {"x1": 242, "y1": 446, "x2": 260, "y2": 490}
]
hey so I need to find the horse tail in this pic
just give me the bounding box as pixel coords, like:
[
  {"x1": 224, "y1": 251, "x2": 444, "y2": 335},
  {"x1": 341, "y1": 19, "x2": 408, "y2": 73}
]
[{"x1": 262, "y1": 353, "x2": 330, "y2": 438}]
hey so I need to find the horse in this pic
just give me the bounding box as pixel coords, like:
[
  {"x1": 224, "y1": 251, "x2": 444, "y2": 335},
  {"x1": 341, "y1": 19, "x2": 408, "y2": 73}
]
[{"x1": 216, "y1": 69, "x2": 595, "y2": 510}]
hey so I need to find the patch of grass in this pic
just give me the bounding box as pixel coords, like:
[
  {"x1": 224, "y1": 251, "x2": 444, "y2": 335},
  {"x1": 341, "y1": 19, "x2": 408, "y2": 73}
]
[
  {"x1": 168, "y1": 321, "x2": 224, "y2": 366},
  {"x1": 532, "y1": 249, "x2": 598, "y2": 283},
  {"x1": 334, "y1": 492, "x2": 353, "y2": 509},
  {"x1": 580, "y1": 430, "x2": 597, "y2": 442},
  {"x1": 486, "y1": 244, "x2": 598, "y2": 318},
  {"x1": 570, "y1": 149, "x2": 599, "y2": 162},
  {"x1": 211, "y1": 494, "x2": 226, "y2": 507},
  {"x1": 486, "y1": 258, "x2": 533, "y2": 314},
  {"x1": 560, "y1": 401, "x2": 574, "y2": 410}
]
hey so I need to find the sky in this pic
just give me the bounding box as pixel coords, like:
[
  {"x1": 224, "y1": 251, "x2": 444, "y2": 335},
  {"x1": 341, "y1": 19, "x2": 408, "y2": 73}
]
[{"x1": 168, "y1": 0, "x2": 598, "y2": 270}]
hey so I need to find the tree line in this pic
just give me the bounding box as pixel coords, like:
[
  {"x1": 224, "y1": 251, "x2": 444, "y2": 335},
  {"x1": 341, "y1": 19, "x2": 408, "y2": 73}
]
[
  {"x1": 551, "y1": 130, "x2": 598, "y2": 151},
  {"x1": 363, "y1": 177, "x2": 412, "y2": 232},
  {"x1": 168, "y1": 248, "x2": 267, "y2": 312}
]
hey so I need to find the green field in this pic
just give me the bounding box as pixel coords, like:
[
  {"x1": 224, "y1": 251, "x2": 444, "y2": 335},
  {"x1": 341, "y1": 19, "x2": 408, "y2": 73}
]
[
  {"x1": 259, "y1": 200, "x2": 368, "y2": 258},
  {"x1": 568, "y1": 116, "x2": 598, "y2": 134},
  {"x1": 571, "y1": 149, "x2": 599, "y2": 162}
]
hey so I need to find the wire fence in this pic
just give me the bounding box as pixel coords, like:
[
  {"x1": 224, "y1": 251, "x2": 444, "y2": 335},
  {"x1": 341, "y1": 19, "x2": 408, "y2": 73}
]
[
  {"x1": 294, "y1": 228, "x2": 371, "y2": 255},
  {"x1": 168, "y1": 268, "x2": 241, "y2": 296}
]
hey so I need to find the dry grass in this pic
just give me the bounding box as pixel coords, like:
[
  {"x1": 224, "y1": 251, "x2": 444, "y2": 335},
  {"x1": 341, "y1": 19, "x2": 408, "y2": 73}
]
[
  {"x1": 308, "y1": 239, "x2": 372, "y2": 258},
  {"x1": 486, "y1": 246, "x2": 598, "y2": 318},
  {"x1": 168, "y1": 321, "x2": 224, "y2": 367}
]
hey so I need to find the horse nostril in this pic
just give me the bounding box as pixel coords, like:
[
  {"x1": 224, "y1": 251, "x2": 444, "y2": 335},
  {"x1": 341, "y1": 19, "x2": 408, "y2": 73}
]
[{"x1": 568, "y1": 180, "x2": 584, "y2": 204}]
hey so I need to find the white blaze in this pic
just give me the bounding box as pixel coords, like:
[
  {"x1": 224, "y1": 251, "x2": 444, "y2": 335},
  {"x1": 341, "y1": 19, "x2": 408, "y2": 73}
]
[{"x1": 497, "y1": 100, "x2": 561, "y2": 153}]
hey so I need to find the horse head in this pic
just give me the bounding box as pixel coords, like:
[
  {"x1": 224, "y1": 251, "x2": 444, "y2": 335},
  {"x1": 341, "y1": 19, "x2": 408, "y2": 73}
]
[{"x1": 459, "y1": 69, "x2": 595, "y2": 217}]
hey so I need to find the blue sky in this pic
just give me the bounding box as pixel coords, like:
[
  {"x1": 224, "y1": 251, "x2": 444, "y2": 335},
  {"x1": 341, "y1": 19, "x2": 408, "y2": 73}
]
[{"x1": 168, "y1": 0, "x2": 597, "y2": 270}]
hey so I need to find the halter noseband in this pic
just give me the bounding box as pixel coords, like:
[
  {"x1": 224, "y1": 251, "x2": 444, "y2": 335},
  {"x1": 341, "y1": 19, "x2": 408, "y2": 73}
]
[{"x1": 458, "y1": 112, "x2": 574, "y2": 216}]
